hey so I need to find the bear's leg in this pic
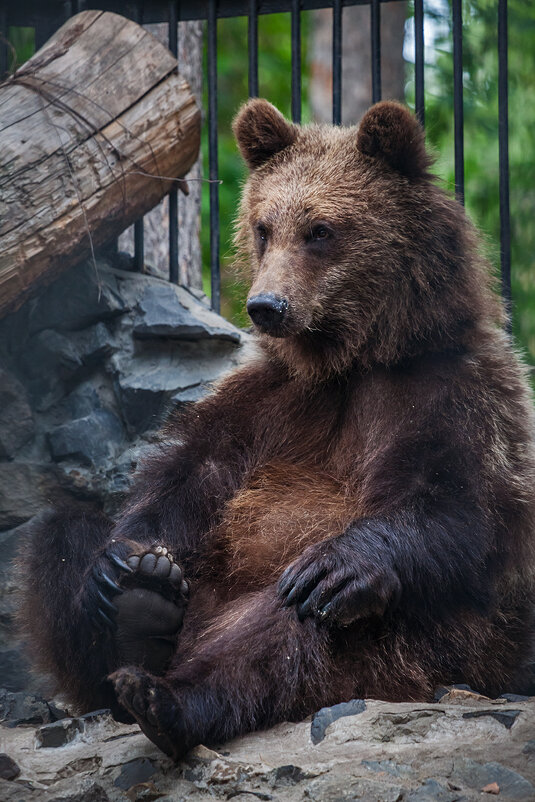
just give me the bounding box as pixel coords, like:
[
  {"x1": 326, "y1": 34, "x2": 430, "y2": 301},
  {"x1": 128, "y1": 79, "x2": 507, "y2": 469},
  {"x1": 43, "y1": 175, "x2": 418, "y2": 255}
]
[
  {"x1": 111, "y1": 586, "x2": 348, "y2": 759},
  {"x1": 18, "y1": 510, "x2": 188, "y2": 714}
]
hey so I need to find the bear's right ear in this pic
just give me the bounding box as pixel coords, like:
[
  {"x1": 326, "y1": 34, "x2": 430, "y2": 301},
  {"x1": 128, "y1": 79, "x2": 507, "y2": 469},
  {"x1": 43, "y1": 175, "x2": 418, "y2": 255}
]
[{"x1": 233, "y1": 99, "x2": 297, "y2": 169}]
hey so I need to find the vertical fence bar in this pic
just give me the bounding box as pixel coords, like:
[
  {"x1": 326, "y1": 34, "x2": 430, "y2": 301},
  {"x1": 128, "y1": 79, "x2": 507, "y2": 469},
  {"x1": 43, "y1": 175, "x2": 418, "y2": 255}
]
[
  {"x1": 132, "y1": 4, "x2": 146, "y2": 273},
  {"x1": 208, "y1": 0, "x2": 220, "y2": 313},
  {"x1": 452, "y1": 0, "x2": 464, "y2": 204},
  {"x1": 0, "y1": 9, "x2": 8, "y2": 80},
  {"x1": 332, "y1": 0, "x2": 342, "y2": 125},
  {"x1": 414, "y1": 0, "x2": 425, "y2": 126},
  {"x1": 248, "y1": 0, "x2": 258, "y2": 97},
  {"x1": 371, "y1": 0, "x2": 381, "y2": 103},
  {"x1": 168, "y1": 1, "x2": 179, "y2": 284},
  {"x1": 291, "y1": 0, "x2": 301, "y2": 123},
  {"x1": 498, "y1": 0, "x2": 511, "y2": 329}
]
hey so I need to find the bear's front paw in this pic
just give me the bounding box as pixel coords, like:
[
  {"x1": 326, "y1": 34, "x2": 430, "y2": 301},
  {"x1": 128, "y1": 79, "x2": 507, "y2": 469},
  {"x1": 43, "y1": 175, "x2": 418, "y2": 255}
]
[
  {"x1": 89, "y1": 543, "x2": 189, "y2": 674},
  {"x1": 277, "y1": 536, "x2": 401, "y2": 627}
]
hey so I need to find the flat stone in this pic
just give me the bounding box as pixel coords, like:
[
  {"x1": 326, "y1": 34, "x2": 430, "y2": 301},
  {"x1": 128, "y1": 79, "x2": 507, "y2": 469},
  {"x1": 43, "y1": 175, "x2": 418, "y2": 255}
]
[
  {"x1": 0, "y1": 688, "x2": 55, "y2": 726},
  {"x1": 70, "y1": 323, "x2": 114, "y2": 366},
  {"x1": 454, "y1": 758, "x2": 535, "y2": 800},
  {"x1": 0, "y1": 754, "x2": 20, "y2": 780},
  {"x1": 268, "y1": 764, "x2": 309, "y2": 785},
  {"x1": 523, "y1": 740, "x2": 535, "y2": 755},
  {"x1": 0, "y1": 368, "x2": 34, "y2": 458},
  {"x1": 0, "y1": 648, "x2": 34, "y2": 695},
  {"x1": 0, "y1": 464, "x2": 69, "y2": 530},
  {"x1": 115, "y1": 353, "x2": 229, "y2": 434},
  {"x1": 114, "y1": 757, "x2": 157, "y2": 789},
  {"x1": 35, "y1": 718, "x2": 84, "y2": 748},
  {"x1": 462, "y1": 708, "x2": 521, "y2": 729},
  {"x1": 28, "y1": 260, "x2": 125, "y2": 334},
  {"x1": 405, "y1": 779, "x2": 461, "y2": 801},
  {"x1": 134, "y1": 282, "x2": 241, "y2": 343},
  {"x1": 361, "y1": 759, "x2": 413, "y2": 778},
  {"x1": 306, "y1": 772, "x2": 404, "y2": 802},
  {"x1": 310, "y1": 698, "x2": 366, "y2": 744},
  {"x1": 48, "y1": 409, "x2": 124, "y2": 466}
]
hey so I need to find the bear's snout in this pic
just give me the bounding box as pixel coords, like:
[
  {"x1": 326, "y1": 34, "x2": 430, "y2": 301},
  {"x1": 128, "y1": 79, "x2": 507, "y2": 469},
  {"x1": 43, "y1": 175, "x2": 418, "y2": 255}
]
[{"x1": 247, "y1": 293, "x2": 289, "y2": 335}]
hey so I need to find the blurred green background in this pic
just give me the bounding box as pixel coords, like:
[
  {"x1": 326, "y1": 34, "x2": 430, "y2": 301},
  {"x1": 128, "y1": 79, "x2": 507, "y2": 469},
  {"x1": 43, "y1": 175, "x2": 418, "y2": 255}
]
[{"x1": 6, "y1": 1, "x2": 535, "y2": 364}]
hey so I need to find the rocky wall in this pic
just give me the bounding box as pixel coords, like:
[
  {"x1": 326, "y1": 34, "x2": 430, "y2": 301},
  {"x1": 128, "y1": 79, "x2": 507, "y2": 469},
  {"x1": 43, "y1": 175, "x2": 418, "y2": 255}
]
[{"x1": 0, "y1": 254, "x2": 253, "y2": 693}]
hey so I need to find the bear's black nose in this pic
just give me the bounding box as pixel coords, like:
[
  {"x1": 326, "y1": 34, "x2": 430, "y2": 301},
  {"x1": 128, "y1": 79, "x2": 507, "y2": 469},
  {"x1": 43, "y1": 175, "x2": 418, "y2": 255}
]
[{"x1": 246, "y1": 293, "x2": 288, "y2": 333}]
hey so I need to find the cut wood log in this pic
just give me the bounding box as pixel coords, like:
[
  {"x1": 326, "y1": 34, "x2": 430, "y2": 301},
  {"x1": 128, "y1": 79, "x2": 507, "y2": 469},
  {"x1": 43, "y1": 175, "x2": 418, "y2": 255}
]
[{"x1": 0, "y1": 10, "x2": 201, "y2": 318}]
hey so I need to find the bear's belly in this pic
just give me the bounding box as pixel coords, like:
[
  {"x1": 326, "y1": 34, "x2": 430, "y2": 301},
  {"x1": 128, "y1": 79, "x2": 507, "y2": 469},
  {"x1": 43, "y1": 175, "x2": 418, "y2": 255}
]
[{"x1": 215, "y1": 462, "x2": 358, "y2": 589}]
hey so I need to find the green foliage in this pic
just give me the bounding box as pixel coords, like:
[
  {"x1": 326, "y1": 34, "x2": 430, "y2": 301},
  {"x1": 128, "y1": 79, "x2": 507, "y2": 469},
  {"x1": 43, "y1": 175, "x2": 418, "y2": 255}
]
[{"x1": 406, "y1": 0, "x2": 535, "y2": 362}]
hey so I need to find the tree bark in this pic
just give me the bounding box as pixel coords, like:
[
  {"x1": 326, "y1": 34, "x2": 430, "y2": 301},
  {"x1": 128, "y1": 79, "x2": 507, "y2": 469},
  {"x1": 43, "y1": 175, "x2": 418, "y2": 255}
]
[
  {"x1": 310, "y1": 3, "x2": 407, "y2": 126},
  {"x1": 0, "y1": 11, "x2": 201, "y2": 318}
]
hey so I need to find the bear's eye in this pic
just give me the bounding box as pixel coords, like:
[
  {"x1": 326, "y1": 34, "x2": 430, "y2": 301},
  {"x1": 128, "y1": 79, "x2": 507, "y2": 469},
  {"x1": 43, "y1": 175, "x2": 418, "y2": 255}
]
[
  {"x1": 309, "y1": 224, "x2": 332, "y2": 242},
  {"x1": 256, "y1": 224, "x2": 268, "y2": 242}
]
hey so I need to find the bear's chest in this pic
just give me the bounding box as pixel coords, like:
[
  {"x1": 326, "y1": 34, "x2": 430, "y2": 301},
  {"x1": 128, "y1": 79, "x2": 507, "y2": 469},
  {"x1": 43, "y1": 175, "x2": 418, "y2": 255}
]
[{"x1": 215, "y1": 459, "x2": 362, "y2": 589}]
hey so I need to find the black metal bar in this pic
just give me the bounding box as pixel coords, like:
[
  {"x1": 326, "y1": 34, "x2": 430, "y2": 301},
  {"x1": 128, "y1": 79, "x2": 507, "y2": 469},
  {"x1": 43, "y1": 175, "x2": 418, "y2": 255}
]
[
  {"x1": 452, "y1": 0, "x2": 464, "y2": 204},
  {"x1": 498, "y1": 0, "x2": 511, "y2": 328},
  {"x1": 208, "y1": 0, "x2": 221, "y2": 312},
  {"x1": 371, "y1": 0, "x2": 381, "y2": 103},
  {"x1": 130, "y1": 4, "x2": 145, "y2": 273},
  {"x1": 0, "y1": 9, "x2": 8, "y2": 80},
  {"x1": 134, "y1": 220, "x2": 144, "y2": 271},
  {"x1": 332, "y1": 0, "x2": 342, "y2": 125},
  {"x1": 248, "y1": 0, "x2": 258, "y2": 97},
  {"x1": 291, "y1": 0, "x2": 301, "y2": 123},
  {"x1": 169, "y1": 1, "x2": 179, "y2": 284},
  {"x1": 414, "y1": 0, "x2": 424, "y2": 127}
]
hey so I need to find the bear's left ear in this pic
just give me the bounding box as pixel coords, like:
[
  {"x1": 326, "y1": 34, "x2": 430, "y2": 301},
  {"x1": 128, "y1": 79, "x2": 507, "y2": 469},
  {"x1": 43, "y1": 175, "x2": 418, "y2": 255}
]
[
  {"x1": 356, "y1": 101, "x2": 432, "y2": 179},
  {"x1": 233, "y1": 99, "x2": 297, "y2": 169}
]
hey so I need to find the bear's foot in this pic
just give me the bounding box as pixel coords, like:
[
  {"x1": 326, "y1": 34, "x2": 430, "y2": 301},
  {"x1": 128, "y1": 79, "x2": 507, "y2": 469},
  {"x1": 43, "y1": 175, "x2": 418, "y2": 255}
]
[
  {"x1": 93, "y1": 545, "x2": 189, "y2": 674},
  {"x1": 110, "y1": 666, "x2": 188, "y2": 760}
]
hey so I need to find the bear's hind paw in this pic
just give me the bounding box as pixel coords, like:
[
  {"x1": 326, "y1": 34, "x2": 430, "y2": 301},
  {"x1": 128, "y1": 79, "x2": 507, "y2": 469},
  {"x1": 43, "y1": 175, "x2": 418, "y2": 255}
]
[{"x1": 110, "y1": 666, "x2": 186, "y2": 760}]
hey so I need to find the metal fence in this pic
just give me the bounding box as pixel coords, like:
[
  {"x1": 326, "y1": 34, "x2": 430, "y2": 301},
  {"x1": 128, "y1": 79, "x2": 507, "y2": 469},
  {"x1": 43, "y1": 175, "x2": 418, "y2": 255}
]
[{"x1": 0, "y1": 0, "x2": 511, "y2": 321}]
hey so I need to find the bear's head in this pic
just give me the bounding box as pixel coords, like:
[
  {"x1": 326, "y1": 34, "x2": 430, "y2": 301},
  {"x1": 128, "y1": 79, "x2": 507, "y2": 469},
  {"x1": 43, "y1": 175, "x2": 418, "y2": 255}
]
[{"x1": 233, "y1": 99, "x2": 501, "y2": 380}]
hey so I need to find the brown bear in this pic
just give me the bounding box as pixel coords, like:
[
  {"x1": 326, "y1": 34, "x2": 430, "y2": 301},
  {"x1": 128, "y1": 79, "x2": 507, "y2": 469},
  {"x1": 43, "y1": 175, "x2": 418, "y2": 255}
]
[{"x1": 18, "y1": 99, "x2": 535, "y2": 760}]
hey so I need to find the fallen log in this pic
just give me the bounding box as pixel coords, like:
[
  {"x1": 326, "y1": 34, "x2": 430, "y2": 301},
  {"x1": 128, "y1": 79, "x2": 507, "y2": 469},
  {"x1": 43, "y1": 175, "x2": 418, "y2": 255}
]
[{"x1": 0, "y1": 10, "x2": 201, "y2": 318}]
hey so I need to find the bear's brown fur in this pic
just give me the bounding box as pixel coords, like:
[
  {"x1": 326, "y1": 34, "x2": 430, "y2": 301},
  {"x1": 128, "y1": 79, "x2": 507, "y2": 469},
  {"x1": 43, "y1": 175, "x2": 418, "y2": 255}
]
[{"x1": 18, "y1": 100, "x2": 535, "y2": 759}]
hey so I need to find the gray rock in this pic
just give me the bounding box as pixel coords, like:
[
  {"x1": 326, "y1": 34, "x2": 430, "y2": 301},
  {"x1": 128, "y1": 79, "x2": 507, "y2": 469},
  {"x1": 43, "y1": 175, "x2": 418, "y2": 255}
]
[
  {"x1": 0, "y1": 369, "x2": 34, "y2": 458},
  {"x1": 28, "y1": 260, "x2": 125, "y2": 334},
  {"x1": 361, "y1": 760, "x2": 413, "y2": 778},
  {"x1": 523, "y1": 740, "x2": 535, "y2": 755},
  {"x1": 0, "y1": 648, "x2": 33, "y2": 695},
  {"x1": 114, "y1": 757, "x2": 157, "y2": 789},
  {"x1": 36, "y1": 718, "x2": 84, "y2": 748},
  {"x1": 49, "y1": 783, "x2": 110, "y2": 802},
  {"x1": 306, "y1": 772, "x2": 404, "y2": 802},
  {"x1": 0, "y1": 754, "x2": 20, "y2": 781},
  {"x1": 454, "y1": 758, "x2": 535, "y2": 799},
  {"x1": 48, "y1": 409, "x2": 124, "y2": 466},
  {"x1": 0, "y1": 688, "x2": 55, "y2": 726},
  {"x1": 70, "y1": 323, "x2": 114, "y2": 366},
  {"x1": 134, "y1": 282, "x2": 241, "y2": 343},
  {"x1": 311, "y1": 698, "x2": 366, "y2": 744},
  {"x1": 406, "y1": 779, "x2": 462, "y2": 801},
  {"x1": 0, "y1": 464, "x2": 67, "y2": 530},
  {"x1": 268, "y1": 764, "x2": 309, "y2": 786},
  {"x1": 462, "y1": 708, "x2": 521, "y2": 729}
]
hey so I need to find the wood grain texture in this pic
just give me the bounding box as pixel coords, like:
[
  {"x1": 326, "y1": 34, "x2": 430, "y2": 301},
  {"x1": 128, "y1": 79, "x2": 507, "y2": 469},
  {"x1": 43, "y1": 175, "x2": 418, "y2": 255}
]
[{"x1": 0, "y1": 10, "x2": 201, "y2": 317}]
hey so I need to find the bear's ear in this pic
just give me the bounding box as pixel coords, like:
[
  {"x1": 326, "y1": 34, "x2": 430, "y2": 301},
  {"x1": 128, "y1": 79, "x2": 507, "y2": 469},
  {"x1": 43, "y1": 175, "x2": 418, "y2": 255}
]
[
  {"x1": 233, "y1": 99, "x2": 297, "y2": 169},
  {"x1": 356, "y1": 101, "x2": 432, "y2": 179}
]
